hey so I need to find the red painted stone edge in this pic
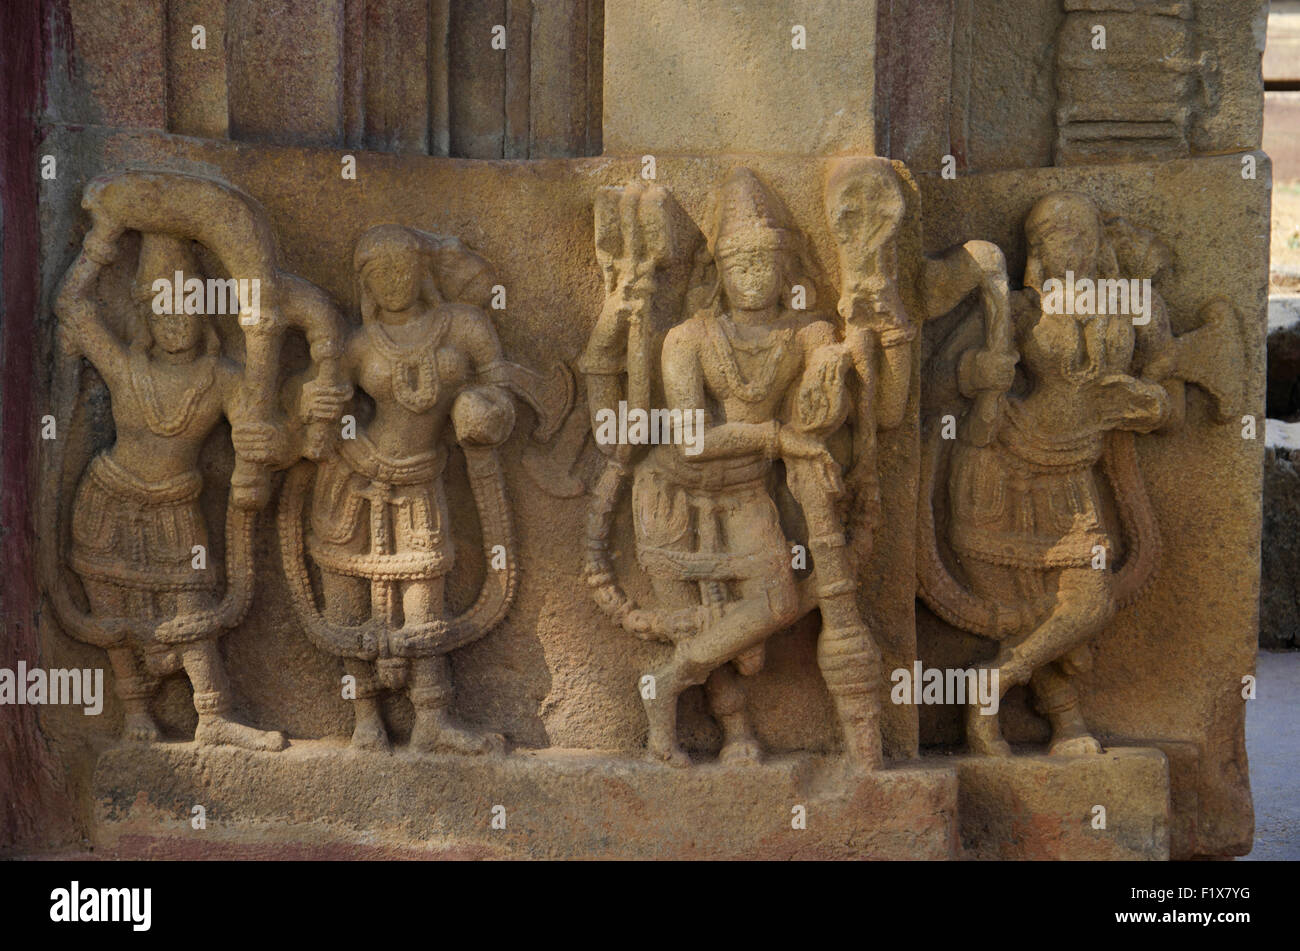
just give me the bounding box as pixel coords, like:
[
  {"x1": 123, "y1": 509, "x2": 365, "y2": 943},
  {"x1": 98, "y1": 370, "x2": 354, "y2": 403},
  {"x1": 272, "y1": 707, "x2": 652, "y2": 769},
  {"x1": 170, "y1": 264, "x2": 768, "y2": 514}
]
[{"x1": 0, "y1": 0, "x2": 76, "y2": 853}]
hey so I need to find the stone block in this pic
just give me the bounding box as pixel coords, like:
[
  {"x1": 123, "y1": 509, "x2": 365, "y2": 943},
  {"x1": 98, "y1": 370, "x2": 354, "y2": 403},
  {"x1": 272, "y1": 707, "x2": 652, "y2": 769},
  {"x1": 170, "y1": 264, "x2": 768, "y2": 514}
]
[
  {"x1": 93, "y1": 743, "x2": 959, "y2": 859},
  {"x1": 603, "y1": 0, "x2": 876, "y2": 155},
  {"x1": 949, "y1": 747, "x2": 1171, "y2": 860}
]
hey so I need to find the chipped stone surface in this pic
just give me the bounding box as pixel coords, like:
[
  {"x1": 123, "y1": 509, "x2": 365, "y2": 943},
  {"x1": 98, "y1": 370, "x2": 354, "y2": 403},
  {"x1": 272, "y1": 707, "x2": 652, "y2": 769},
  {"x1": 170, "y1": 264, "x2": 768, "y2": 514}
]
[
  {"x1": 945, "y1": 747, "x2": 1171, "y2": 861},
  {"x1": 92, "y1": 743, "x2": 959, "y2": 859},
  {"x1": 0, "y1": 1, "x2": 1269, "y2": 861}
]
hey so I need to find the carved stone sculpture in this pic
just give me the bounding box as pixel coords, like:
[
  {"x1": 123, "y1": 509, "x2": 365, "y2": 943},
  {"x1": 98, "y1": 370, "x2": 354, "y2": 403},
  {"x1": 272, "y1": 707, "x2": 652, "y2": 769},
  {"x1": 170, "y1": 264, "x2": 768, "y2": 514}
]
[
  {"x1": 918, "y1": 190, "x2": 1244, "y2": 756},
  {"x1": 581, "y1": 166, "x2": 917, "y2": 769},
  {"x1": 39, "y1": 170, "x2": 353, "y2": 750},
  {"x1": 278, "y1": 224, "x2": 572, "y2": 754}
]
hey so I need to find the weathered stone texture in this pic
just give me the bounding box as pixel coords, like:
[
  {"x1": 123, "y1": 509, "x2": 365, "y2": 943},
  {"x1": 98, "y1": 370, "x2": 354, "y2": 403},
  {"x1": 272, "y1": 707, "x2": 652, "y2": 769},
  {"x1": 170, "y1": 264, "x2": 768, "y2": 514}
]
[
  {"x1": 93, "y1": 744, "x2": 959, "y2": 859},
  {"x1": 0, "y1": 0, "x2": 1267, "y2": 861},
  {"x1": 950, "y1": 747, "x2": 1171, "y2": 860},
  {"x1": 603, "y1": 0, "x2": 876, "y2": 155}
]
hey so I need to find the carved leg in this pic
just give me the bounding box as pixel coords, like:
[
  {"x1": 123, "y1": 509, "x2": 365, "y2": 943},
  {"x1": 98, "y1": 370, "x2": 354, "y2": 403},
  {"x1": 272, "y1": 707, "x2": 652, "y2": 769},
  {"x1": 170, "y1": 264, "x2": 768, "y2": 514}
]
[
  {"x1": 343, "y1": 658, "x2": 389, "y2": 752},
  {"x1": 965, "y1": 699, "x2": 1012, "y2": 757},
  {"x1": 82, "y1": 578, "x2": 161, "y2": 743},
  {"x1": 107, "y1": 646, "x2": 161, "y2": 743},
  {"x1": 960, "y1": 566, "x2": 1113, "y2": 757},
  {"x1": 641, "y1": 656, "x2": 696, "y2": 769},
  {"x1": 408, "y1": 653, "x2": 503, "y2": 755},
  {"x1": 708, "y1": 665, "x2": 761, "y2": 764},
  {"x1": 817, "y1": 621, "x2": 884, "y2": 768},
  {"x1": 321, "y1": 570, "x2": 388, "y2": 749},
  {"x1": 1032, "y1": 662, "x2": 1103, "y2": 756},
  {"x1": 401, "y1": 576, "x2": 502, "y2": 755},
  {"x1": 647, "y1": 576, "x2": 799, "y2": 768},
  {"x1": 990, "y1": 568, "x2": 1115, "y2": 691},
  {"x1": 183, "y1": 638, "x2": 287, "y2": 751},
  {"x1": 639, "y1": 576, "x2": 702, "y2": 768},
  {"x1": 953, "y1": 563, "x2": 1020, "y2": 756}
]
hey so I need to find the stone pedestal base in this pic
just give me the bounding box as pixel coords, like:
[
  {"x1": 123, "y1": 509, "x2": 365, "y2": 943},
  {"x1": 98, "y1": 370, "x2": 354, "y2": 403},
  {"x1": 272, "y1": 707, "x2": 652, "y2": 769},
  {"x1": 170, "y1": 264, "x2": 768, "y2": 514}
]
[
  {"x1": 91, "y1": 741, "x2": 959, "y2": 860},
  {"x1": 943, "y1": 747, "x2": 1172, "y2": 860}
]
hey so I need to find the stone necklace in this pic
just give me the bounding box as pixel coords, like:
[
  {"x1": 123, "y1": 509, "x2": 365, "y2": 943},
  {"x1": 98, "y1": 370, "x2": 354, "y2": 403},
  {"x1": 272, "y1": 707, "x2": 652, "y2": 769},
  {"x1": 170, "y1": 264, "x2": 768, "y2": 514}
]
[
  {"x1": 704, "y1": 310, "x2": 795, "y2": 404},
  {"x1": 129, "y1": 349, "x2": 216, "y2": 437},
  {"x1": 367, "y1": 308, "x2": 453, "y2": 414}
]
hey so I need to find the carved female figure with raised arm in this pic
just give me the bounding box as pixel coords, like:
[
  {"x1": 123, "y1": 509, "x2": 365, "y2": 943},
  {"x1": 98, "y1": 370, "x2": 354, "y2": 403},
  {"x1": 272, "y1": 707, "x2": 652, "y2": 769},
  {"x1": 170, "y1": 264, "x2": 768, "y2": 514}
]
[{"x1": 919, "y1": 191, "x2": 1211, "y2": 756}]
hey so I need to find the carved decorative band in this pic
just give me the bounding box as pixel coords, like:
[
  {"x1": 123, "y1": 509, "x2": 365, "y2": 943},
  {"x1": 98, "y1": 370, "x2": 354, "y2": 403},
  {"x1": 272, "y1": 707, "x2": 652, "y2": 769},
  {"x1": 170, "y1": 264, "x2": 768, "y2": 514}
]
[
  {"x1": 950, "y1": 526, "x2": 1110, "y2": 570},
  {"x1": 87, "y1": 452, "x2": 203, "y2": 504},
  {"x1": 637, "y1": 545, "x2": 785, "y2": 583},
  {"x1": 306, "y1": 543, "x2": 451, "y2": 581},
  {"x1": 338, "y1": 433, "x2": 446, "y2": 486},
  {"x1": 648, "y1": 452, "x2": 770, "y2": 491}
]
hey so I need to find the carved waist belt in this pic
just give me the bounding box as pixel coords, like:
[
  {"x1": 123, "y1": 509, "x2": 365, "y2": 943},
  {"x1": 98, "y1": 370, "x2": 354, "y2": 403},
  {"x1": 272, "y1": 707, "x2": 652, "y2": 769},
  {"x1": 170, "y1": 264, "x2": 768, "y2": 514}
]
[
  {"x1": 88, "y1": 452, "x2": 204, "y2": 503},
  {"x1": 68, "y1": 453, "x2": 213, "y2": 592},
  {"x1": 995, "y1": 410, "x2": 1103, "y2": 474},
  {"x1": 307, "y1": 435, "x2": 453, "y2": 581},
  {"x1": 649, "y1": 448, "x2": 770, "y2": 490},
  {"x1": 338, "y1": 432, "x2": 446, "y2": 485}
]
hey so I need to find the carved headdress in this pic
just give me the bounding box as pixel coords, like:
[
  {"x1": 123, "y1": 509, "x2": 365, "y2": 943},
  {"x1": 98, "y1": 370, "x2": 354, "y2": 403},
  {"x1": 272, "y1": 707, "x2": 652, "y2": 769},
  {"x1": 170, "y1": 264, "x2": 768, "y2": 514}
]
[
  {"x1": 697, "y1": 167, "x2": 823, "y2": 311},
  {"x1": 1023, "y1": 191, "x2": 1120, "y2": 291},
  {"x1": 706, "y1": 167, "x2": 799, "y2": 259},
  {"x1": 354, "y1": 224, "x2": 497, "y2": 322}
]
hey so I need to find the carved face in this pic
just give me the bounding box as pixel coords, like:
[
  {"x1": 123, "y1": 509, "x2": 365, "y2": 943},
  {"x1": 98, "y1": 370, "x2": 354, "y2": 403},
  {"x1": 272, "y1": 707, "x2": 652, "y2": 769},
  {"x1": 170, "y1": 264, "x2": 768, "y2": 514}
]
[
  {"x1": 147, "y1": 311, "x2": 203, "y2": 354},
  {"x1": 134, "y1": 243, "x2": 203, "y2": 354},
  {"x1": 1031, "y1": 215, "x2": 1102, "y2": 282},
  {"x1": 719, "y1": 247, "x2": 782, "y2": 311},
  {"x1": 363, "y1": 248, "x2": 422, "y2": 315}
]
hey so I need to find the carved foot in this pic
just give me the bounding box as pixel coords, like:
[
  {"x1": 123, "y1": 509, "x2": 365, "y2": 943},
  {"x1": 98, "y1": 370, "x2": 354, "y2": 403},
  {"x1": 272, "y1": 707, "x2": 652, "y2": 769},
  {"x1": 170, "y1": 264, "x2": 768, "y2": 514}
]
[
  {"x1": 965, "y1": 704, "x2": 1012, "y2": 757},
  {"x1": 645, "y1": 738, "x2": 691, "y2": 768},
  {"x1": 121, "y1": 712, "x2": 161, "y2": 744},
  {"x1": 350, "y1": 710, "x2": 391, "y2": 753},
  {"x1": 409, "y1": 709, "x2": 502, "y2": 755},
  {"x1": 642, "y1": 682, "x2": 688, "y2": 767},
  {"x1": 1049, "y1": 733, "x2": 1103, "y2": 756},
  {"x1": 719, "y1": 737, "x2": 763, "y2": 765},
  {"x1": 195, "y1": 715, "x2": 287, "y2": 752}
]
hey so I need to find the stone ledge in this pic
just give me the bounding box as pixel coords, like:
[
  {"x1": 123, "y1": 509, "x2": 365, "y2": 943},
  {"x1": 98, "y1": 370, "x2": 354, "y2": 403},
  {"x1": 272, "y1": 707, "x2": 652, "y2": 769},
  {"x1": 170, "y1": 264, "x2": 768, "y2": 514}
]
[
  {"x1": 929, "y1": 747, "x2": 1172, "y2": 860},
  {"x1": 92, "y1": 741, "x2": 959, "y2": 860}
]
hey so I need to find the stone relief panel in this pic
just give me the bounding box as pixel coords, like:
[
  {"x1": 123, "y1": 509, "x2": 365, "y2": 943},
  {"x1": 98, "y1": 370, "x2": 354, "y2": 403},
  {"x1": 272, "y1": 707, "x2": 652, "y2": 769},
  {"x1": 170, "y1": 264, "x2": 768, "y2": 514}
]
[
  {"x1": 48, "y1": 0, "x2": 605, "y2": 158},
  {"x1": 875, "y1": 0, "x2": 1266, "y2": 172},
  {"x1": 1055, "y1": 1, "x2": 1216, "y2": 164},
  {"x1": 913, "y1": 156, "x2": 1265, "y2": 857},
  {"x1": 277, "y1": 223, "x2": 574, "y2": 754},
  {"x1": 918, "y1": 190, "x2": 1245, "y2": 756},
  {"x1": 580, "y1": 164, "x2": 911, "y2": 768},
  {"x1": 15, "y1": 127, "x2": 1263, "y2": 860},
  {"x1": 0, "y1": 0, "x2": 1269, "y2": 866},
  {"x1": 31, "y1": 141, "x2": 932, "y2": 769},
  {"x1": 38, "y1": 169, "x2": 356, "y2": 751}
]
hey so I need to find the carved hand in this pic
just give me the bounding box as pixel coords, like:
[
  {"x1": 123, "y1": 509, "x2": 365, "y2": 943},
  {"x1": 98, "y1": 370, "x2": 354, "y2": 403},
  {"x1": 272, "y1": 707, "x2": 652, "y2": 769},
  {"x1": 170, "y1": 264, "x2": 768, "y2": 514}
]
[
  {"x1": 778, "y1": 425, "x2": 834, "y2": 462},
  {"x1": 959, "y1": 347, "x2": 1018, "y2": 395},
  {"x1": 299, "y1": 378, "x2": 352, "y2": 423},
  {"x1": 82, "y1": 220, "x2": 125, "y2": 266},
  {"x1": 231, "y1": 420, "x2": 291, "y2": 466}
]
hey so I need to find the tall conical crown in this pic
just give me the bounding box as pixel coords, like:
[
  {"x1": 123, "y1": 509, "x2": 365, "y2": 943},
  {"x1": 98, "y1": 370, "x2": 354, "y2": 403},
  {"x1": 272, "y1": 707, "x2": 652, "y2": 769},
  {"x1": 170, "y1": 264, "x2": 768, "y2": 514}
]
[{"x1": 707, "y1": 167, "x2": 797, "y2": 259}]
